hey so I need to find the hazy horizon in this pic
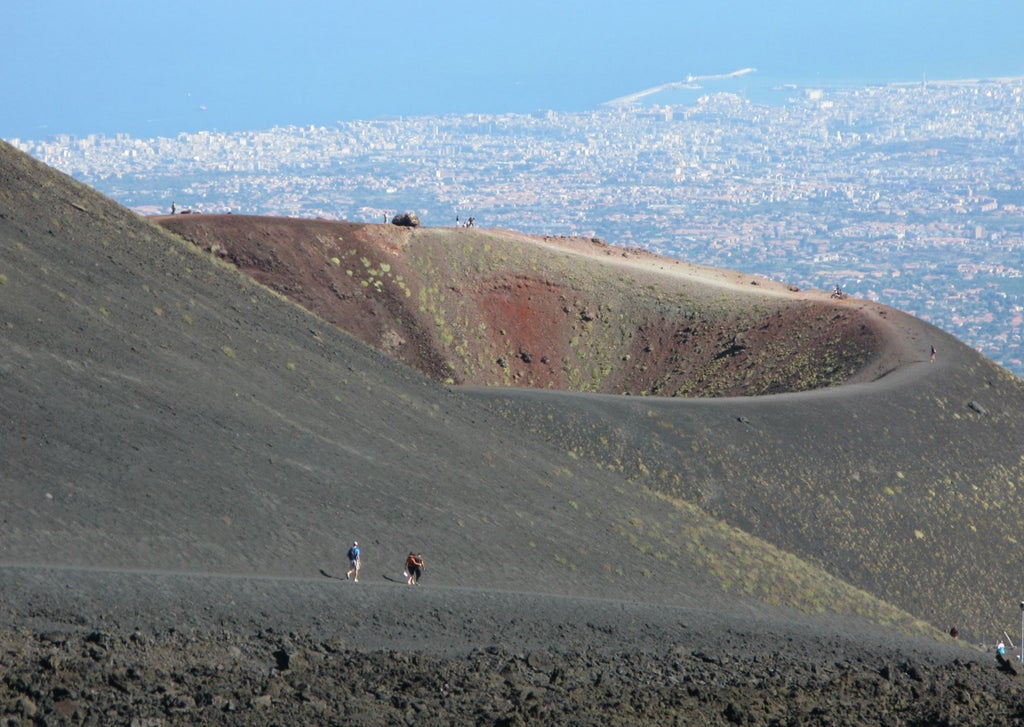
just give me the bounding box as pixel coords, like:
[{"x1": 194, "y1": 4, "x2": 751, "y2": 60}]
[{"x1": 6, "y1": 0, "x2": 1024, "y2": 139}]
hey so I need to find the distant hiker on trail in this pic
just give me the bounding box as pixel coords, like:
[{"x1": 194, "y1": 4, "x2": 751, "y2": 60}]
[
  {"x1": 405, "y1": 552, "x2": 424, "y2": 585},
  {"x1": 346, "y1": 541, "x2": 361, "y2": 582},
  {"x1": 931, "y1": 345, "x2": 936, "y2": 362},
  {"x1": 170, "y1": 202, "x2": 176, "y2": 215},
  {"x1": 949, "y1": 624, "x2": 959, "y2": 639},
  {"x1": 405, "y1": 552, "x2": 416, "y2": 585},
  {"x1": 994, "y1": 641, "x2": 1019, "y2": 674}
]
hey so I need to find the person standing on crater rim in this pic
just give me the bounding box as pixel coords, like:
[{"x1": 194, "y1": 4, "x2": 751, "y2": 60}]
[{"x1": 346, "y1": 541, "x2": 361, "y2": 582}]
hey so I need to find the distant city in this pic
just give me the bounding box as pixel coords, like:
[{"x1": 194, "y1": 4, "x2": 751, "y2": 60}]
[{"x1": 12, "y1": 77, "x2": 1024, "y2": 376}]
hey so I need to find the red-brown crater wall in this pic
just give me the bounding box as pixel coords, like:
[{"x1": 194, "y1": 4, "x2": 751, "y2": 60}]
[{"x1": 157, "y1": 215, "x2": 892, "y2": 397}]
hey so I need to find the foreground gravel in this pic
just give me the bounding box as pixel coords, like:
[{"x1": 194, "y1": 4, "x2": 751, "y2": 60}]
[
  {"x1": 2, "y1": 567, "x2": 1022, "y2": 725},
  {"x1": 2, "y1": 626, "x2": 1020, "y2": 726}
]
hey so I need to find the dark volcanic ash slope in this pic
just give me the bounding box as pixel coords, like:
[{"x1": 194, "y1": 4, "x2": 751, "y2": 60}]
[
  {"x1": 0, "y1": 143, "x2": 920, "y2": 622},
  {"x1": 158, "y1": 211, "x2": 1024, "y2": 643}
]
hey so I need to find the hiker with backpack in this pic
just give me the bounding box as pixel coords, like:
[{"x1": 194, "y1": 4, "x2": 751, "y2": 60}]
[
  {"x1": 346, "y1": 541, "x2": 361, "y2": 582},
  {"x1": 405, "y1": 552, "x2": 424, "y2": 585}
]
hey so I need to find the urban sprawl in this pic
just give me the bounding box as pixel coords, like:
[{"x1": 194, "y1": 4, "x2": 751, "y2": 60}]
[{"x1": 13, "y1": 77, "x2": 1024, "y2": 375}]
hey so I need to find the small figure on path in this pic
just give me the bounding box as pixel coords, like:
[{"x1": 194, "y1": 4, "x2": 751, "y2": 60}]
[
  {"x1": 346, "y1": 541, "x2": 361, "y2": 582},
  {"x1": 949, "y1": 624, "x2": 959, "y2": 639},
  {"x1": 405, "y1": 552, "x2": 424, "y2": 585},
  {"x1": 994, "y1": 640, "x2": 1021, "y2": 673},
  {"x1": 405, "y1": 552, "x2": 416, "y2": 584},
  {"x1": 930, "y1": 345, "x2": 936, "y2": 362},
  {"x1": 170, "y1": 202, "x2": 176, "y2": 215}
]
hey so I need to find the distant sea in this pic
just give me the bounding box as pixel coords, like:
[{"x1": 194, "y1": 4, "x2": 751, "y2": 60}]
[{"x1": 3, "y1": 71, "x2": 983, "y2": 142}]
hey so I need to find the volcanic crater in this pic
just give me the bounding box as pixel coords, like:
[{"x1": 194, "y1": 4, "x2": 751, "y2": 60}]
[{"x1": 158, "y1": 214, "x2": 896, "y2": 397}]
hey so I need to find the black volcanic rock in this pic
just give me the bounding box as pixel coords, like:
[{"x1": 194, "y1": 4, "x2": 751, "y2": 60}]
[{"x1": 391, "y1": 210, "x2": 420, "y2": 227}]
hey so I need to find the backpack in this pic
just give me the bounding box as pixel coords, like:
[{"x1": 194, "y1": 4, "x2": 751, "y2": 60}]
[{"x1": 348, "y1": 546, "x2": 359, "y2": 561}]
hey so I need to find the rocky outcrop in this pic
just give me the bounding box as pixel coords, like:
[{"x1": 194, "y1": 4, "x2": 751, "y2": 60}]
[
  {"x1": 0, "y1": 628, "x2": 1018, "y2": 725},
  {"x1": 391, "y1": 211, "x2": 420, "y2": 227}
]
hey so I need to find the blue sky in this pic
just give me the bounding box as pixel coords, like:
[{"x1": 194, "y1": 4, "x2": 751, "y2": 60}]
[{"x1": 5, "y1": 1, "x2": 1024, "y2": 138}]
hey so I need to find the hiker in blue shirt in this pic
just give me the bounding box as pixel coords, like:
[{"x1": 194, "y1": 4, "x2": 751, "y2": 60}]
[{"x1": 346, "y1": 541, "x2": 361, "y2": 582}]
